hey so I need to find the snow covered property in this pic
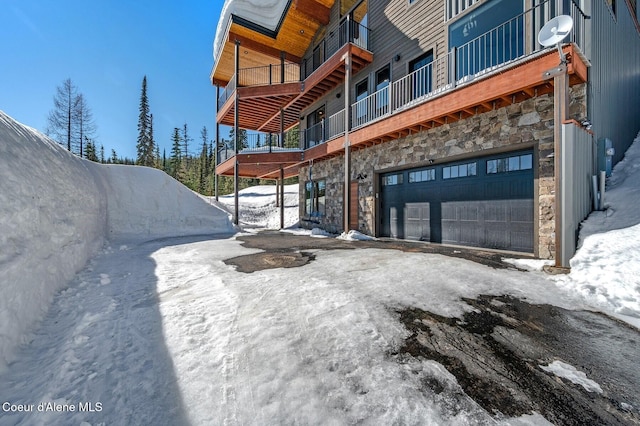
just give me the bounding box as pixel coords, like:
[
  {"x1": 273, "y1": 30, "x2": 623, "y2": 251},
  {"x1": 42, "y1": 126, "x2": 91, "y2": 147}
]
[
  {"x1": 210, "y1": 0, "x2": 640, "y2": 269},
  {"x1": 1, "y1": 106, "x2": 640, "y2": 425}
]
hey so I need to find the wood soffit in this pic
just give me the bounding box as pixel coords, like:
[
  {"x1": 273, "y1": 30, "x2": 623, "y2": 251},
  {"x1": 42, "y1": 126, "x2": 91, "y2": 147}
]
[{"x1": 212, "y1": 0, "x2": 334, "y2": 86}]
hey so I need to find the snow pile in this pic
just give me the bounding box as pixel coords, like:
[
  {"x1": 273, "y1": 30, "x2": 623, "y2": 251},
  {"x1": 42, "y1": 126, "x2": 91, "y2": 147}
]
[
  {"x1": 338, "y1": 229, "x2": 378, "y2": 241},
  {"x1": 540, "y1": 361, "x2": 603, "y2": 394},
  {"x1": 101, "y1": 165, "x2": 234, "y2": 241},
  {"x1": 0, "y1": 111, "x2": 233, "y2": 371},
  {"x1": 217, "y1": 184, "x2": 299, "y2": 229},
  {"x1": 0, "y1": 112, "x2": 107, "y2": 371},
  {"x1": 552, "y1": 132, "x2": 640, "y2": 323}
]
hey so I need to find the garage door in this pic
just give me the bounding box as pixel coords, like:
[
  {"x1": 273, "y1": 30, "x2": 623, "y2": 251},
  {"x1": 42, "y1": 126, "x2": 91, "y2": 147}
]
[{"x1": 380, "y1": 150, "x2": 534, "y2": 252}]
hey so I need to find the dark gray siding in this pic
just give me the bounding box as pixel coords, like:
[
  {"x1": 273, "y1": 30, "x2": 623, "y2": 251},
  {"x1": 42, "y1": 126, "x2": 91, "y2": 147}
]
[{"x1": 586, "y1": 0, "x2": 640, "y2": 165}]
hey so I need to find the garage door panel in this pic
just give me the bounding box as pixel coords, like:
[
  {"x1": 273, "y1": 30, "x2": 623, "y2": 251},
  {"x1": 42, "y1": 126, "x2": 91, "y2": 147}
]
[
  {"x1": 380, "y1": 150, "x2": 534, "y2": 253},
  {"x1": 405, "y1": 202, "x2": 430, "y2": 241}
]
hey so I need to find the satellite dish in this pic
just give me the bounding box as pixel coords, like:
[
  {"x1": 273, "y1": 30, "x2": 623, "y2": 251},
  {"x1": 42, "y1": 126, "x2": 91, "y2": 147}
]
[{"x1": 538, "y1": 15, "x2": 573, "y2": 47}]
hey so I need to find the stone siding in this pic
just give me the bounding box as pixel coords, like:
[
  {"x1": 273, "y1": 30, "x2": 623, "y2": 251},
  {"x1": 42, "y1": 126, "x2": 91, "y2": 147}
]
[{"x1": 299, "y1": 85, "x2": 587, "y2": 258}]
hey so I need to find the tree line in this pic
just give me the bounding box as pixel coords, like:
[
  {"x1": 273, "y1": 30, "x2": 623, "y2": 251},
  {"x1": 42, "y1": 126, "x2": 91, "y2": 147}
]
[{"x1": 45, "y1": 76, "x2": 297, "y2": 196}]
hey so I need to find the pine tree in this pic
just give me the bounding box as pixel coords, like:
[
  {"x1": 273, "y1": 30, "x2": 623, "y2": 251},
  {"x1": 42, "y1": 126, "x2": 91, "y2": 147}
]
[
  {"x1": 170, "y1": 127, "x2": 182, "y2": 178},
  {"x1": 85, "y1": 138, "x2": 99, "y2": 162},
  {"x1": 136, "y1": 75, "x2": 153, "y2": 166},
  {"x1": 182, "y1": 123, "x2": 192, "y2": 158},
  {"x1": 229, "y1": 127, "x2": 248, "y2": 151},
  {"x1": 99, "y1": 145, "x2": 105, "y2": 163}
]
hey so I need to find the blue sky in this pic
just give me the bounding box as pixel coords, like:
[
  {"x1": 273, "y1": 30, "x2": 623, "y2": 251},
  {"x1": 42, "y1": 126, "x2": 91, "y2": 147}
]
[{"x1": 1, "y1": 0, "x2": 228, "y2": 160}]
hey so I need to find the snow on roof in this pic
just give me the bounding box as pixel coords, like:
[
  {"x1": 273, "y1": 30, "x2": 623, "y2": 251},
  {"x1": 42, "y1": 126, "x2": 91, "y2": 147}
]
[{"x1": 213, "y1": 0, "x2": 290, "y2": 61}]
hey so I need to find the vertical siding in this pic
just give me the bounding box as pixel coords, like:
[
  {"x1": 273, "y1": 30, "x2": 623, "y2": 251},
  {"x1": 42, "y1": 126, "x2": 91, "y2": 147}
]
[
  {"x1": 587, "y1": 0, "x2": 640, "y2": 165},
  {"x1": 561, "y1": 122, "x2": 596, "y2": 259}
]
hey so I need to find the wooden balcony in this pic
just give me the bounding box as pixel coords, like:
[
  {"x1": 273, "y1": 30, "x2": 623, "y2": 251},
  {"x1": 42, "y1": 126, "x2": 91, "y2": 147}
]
[
  {"x1": 217, "y1": 42, "x2": 373, "y2": 134},
  {"x1": 216, "y1": 44, "x2": 588, "y2": 180}
]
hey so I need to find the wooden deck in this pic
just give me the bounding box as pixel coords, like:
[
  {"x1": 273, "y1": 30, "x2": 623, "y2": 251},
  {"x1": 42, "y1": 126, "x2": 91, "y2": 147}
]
[{"x1": 217, "y1": 45, "x2": 588, "y2": 180}]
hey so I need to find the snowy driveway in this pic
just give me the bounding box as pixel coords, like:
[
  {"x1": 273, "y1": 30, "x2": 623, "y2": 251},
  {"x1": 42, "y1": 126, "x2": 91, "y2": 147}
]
[{"x1": 0, "y1": 233, "x2": 637, "y2": 425}]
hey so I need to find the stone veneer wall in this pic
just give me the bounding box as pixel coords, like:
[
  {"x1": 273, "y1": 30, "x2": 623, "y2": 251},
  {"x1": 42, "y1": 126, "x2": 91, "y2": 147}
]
[{"x1": 299, "y1": 85, "x2": 587, "y2": 258}]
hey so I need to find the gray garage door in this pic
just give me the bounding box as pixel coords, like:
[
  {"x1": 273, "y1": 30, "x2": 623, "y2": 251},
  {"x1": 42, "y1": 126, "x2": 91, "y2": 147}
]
[{"x1": 380, "y1": 150, "x2": 534, "y2": 252}]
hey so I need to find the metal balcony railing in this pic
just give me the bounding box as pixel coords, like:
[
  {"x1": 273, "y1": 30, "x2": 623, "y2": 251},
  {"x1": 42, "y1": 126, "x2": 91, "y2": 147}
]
[
  {"x1": 217, "y1": 18, "x2": 371, "y2": 108},
  {"x1": 351, "y1": 0, "x2": 588, "y2": 130},
  {"x1": 220, "y1": 0, "x2": 588, "y2": 157}
]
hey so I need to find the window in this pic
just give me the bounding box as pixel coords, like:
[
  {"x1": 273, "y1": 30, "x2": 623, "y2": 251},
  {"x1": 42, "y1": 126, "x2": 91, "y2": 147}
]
[
  {"x1": 382, "y1": 173, "x2": 403, "y2": 186},
  {"x1": 409, "y1": 50, "x2": 433, "y2": 99},
  {"x1": 409, "y1": 168, "x2": 435, "y2": 183},
  {"x1": 375, "y1": 65, "x2": 391, "y2": 114},
  {"x1": 304, "y1": 180, "x2": 326, "y2": 217},
  {"x1": 443, "y1": 162, "x2": 477, "y2": 179},
  {"x1": 449, "y1": 0, "x2": 524, "y2": 80},
  {"x1": 486, "y1": 154, "x2": 533, "y2": 174},
  {"x1": 354, "y1": 78, "x2": 369, "y2": 126}
]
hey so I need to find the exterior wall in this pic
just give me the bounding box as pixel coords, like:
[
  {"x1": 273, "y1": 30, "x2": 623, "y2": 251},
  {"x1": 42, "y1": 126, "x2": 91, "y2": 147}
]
[
  {"x1": 585, "y1": 0, "x2": 640, "y2": 165},
  {"x1": 300, "y1": 84, "x2": 587, "y2": 258}
]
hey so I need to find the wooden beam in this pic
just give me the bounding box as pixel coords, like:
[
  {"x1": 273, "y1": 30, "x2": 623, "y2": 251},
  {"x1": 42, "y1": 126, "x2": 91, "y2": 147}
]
[{"x1": 294, "y1": 0, "x2": 331, "y2": 25}]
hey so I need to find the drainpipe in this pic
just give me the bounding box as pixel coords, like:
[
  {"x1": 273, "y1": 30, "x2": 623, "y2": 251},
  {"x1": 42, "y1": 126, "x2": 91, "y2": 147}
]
[
  {"x1": 234, "y1": 39, "x2": 240, "y2": 226},
  {"x1": 343, "y1": 44, "x2": 352, "y2": 233}
]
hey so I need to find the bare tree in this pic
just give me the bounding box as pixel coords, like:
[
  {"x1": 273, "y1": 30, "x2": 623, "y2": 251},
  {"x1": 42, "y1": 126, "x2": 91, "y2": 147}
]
[
  {"x1": 46, "y1": 78, "x2": 97, "y2": 155},
  {"x1": 74, "y1": 93, "x2": 97, "y2": 157}
]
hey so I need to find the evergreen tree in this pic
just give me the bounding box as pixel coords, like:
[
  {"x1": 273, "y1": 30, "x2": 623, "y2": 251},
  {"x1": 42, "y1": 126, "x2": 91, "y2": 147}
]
[
  {"x1": 170, "y1": 127, "x2": 182, "y2": 178},
  {"x1": 136, "y1": 75, "x2": 154, "y2": 166},
  {"x1": 182, "y1": 123, "x2": 192, "y2": 158},
  {"x1": 100, "y1": 144, "x2": 105, "y2": 163},
  {"x1": 229, "y1": 127, "x2": 248, "y2": 151},
  {"x1": 85, "y1": 138, "x2": 99, "y2": 162}
]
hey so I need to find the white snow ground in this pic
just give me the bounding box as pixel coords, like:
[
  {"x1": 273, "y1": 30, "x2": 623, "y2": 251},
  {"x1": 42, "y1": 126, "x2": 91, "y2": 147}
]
[{"x1": 0, "y1": 111, "x2": 638, "y2": 425}]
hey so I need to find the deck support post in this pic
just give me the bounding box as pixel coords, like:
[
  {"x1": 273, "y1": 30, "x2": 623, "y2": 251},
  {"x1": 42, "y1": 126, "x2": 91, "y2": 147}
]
[
  {"x1": 234, "y1": 39, "x2": 240, "y2": 226},
  {"x1": 343, "y1": 44, "x2": 352, "y2": 233},
  {"x1": 280, "y1": 166, "x2": 285, "y2": 229},
  {"x1": 215, "y1": 85, "x2": 219, "y2": 201}
]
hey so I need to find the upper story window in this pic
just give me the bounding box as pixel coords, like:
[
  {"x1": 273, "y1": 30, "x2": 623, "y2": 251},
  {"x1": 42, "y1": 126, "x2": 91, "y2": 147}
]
[{"x1": 448, "y1": 0, "x2": 524, "y2": 80}]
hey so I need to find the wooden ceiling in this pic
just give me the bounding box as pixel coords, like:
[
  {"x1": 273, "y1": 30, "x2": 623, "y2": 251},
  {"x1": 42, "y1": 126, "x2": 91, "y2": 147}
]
[
  {"x1": 211, "y1": 0, "x2": 336, "y2": 86},
  {"x1": 216, "y1": 43, "x2": 373, "y2": 133}
]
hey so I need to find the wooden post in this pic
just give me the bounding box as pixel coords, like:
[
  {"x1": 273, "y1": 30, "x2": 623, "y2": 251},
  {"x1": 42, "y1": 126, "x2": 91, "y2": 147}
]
[
  {"x1": 343, "y1": 42, "x2": 352, "y2": 233},
  {"x1": 233, "y1": 40, "x2": 240, "y2": 226},
  {"x1": 280, "y1": 167, "x2": 285, "y2": 229}
]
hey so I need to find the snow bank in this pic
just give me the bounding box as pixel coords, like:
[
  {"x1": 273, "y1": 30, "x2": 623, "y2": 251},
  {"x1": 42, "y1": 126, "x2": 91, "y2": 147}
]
[
  {"x1": 0, "y1": 111, "x2": 234, "y2": 371},
  {"x1": 0, "y1": 111, "x2": 107, "y2": 370},
  {"x1": 101, "y1": 165, "x2": 234, "y2": 241},
  {"x1": 552, "y1": 132, "x2": 640, "y2": 324},
  {"x1": 217, "y1": 184, "x2": 299, "y2": 229}
]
